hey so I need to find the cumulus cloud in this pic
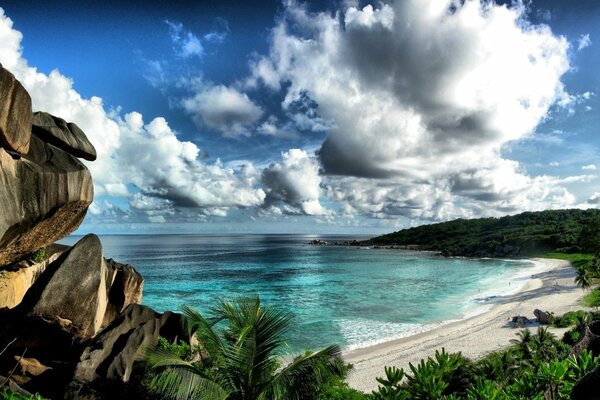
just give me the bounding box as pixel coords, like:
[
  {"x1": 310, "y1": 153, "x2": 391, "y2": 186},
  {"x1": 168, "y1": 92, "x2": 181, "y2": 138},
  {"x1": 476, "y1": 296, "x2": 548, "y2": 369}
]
[
  {"x1": 182, "y1": 84, "x2": 263, "y2": 136},
  {"x1": 578, "y1": 33, "x2": 592, "y2": 51},
  {"x1": 582, "y1": 164, "x2": 597, "y2": 171},
  {"x1": 261, "y1": 149, "x2": 329, "y2": 215},
  {"x1": 0, "y1": 9, "x2": 265, "y2": 223},
  {"x1": 250, "y1": 0, "x2": 579, "y2": 220},
  {"x1": 0, "y1": 3, "x2": 587, "y2": 226}
]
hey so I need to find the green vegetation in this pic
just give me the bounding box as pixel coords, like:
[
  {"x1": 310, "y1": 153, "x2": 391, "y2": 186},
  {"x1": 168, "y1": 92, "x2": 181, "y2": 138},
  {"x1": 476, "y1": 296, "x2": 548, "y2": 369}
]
[
  {"x1": 0, "y1": 389, "x2": 44, "y2": 400},
  {"x1": 145, "y1": 296, "x2": 600, "y2": 400},
  {"x1": 30, "y1": 248, "x2": 46, "y2": 263},
  {"x1": 145, "y1": 296, "x2": 342, "y2": 400},
  {"x1": 584, "y1": 289, "x2": 600, "y2": 309},
  {"x1": 367, "y1": 209, "x2": 600, "y2": 257},
  {"x1": 356, "y1": 327, "x2": 598, "y2": 400}
]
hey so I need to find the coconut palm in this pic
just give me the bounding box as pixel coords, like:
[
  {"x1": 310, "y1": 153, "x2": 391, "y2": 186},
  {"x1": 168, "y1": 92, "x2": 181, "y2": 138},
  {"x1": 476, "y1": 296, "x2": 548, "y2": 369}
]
[
  {"x1": 145, "y1": 296, "x2": 342, "y2": 400},
  {"x1": 510, "y1": 329, "x2": 534, "y2": 361},
  {"x1": 575, "y1": 269, "x2": 592, "y2": 291}
]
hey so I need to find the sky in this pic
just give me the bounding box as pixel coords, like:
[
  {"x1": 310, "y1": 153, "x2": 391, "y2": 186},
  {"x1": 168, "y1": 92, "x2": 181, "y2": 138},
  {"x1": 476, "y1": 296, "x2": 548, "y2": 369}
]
[{"x1": 0, "y1": 0, "x2": 599, "y2": 234}]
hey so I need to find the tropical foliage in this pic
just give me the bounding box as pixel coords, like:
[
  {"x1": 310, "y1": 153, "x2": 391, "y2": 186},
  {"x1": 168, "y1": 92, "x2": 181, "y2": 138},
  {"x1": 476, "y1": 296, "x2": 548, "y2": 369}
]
[
  {"x1": 146, "y1": 298, "x2": 600, "y2": 400},
  {"x1": 145, "y1": 296, "x2": 342, "y2": 400},
  {"x1": 369, "y1": 328, "x2": 599, "y2": 400},
  {"x1": 365, "y1": 209, "x2": 600, "y2": 256}
]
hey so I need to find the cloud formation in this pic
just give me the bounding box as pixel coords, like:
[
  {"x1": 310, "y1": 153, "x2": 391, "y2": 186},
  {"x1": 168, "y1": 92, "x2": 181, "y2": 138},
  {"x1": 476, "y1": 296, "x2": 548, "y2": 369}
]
[
  {"x1": 262, "y1": 149, "x2": 328, "y2": 215},
  {"x1": 250, "y1": 0, "x2": 581, "y2": 220},
  {"x1": 0, "y1": 2, "x2": 594, "y2": 227},
  {"x1": 182, "y1": 84, "x2": 263, "y2": 136},
  {"x1": 0, "y1": 9, "x2": 264, "y2": 223},
  {"x1": 578, "y1": 33, "x2": 592, "y2": 51}
]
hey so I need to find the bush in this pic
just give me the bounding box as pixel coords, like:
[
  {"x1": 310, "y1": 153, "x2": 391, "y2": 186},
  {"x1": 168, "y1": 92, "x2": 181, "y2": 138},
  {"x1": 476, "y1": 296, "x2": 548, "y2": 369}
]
[
  {"x1": 30, "y1": 248, "x2": 46, "y2": 263},
  {"x1": 584, "y1": 288, "x2": 600, "y2": 308},
  {"x1": 156, "y1": 336, "x2": 195, "y2": 361},
  {"x1": 552, "y1": 310, "x2": 590, "y2": 328}
]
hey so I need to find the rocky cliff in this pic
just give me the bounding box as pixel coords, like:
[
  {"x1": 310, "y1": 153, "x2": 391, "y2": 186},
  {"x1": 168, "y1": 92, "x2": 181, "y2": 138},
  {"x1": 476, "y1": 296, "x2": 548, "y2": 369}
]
[{"x1": 0, "y1": 64, "x2": 191, "y2": 399}]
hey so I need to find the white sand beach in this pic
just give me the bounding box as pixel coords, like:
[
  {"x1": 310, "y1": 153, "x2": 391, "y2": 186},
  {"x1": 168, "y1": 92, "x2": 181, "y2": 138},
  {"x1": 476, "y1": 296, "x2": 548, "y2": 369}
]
[{"x1": 343, "y1": 258, "x2": 585, "y2": 392}]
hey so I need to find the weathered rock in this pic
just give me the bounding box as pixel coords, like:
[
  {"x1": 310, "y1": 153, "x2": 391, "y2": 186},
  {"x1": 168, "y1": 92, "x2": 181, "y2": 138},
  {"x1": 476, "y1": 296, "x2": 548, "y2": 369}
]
[
  {"x1": 74, "y1": 304, "x2": 191, "y2": 385},
  {"x1": 0, "y1": 244, "x2": 68, "y2": 309},
  {"x1": 0, "y1": 135, "x2": 93, "y2": 266},
  {"x1": 534, "y1": 309, "x2": 554, "y2": 325},
  {"x1": 10, "y1": 356, "x2": 51, "y2": 387},
  {"x1": 19, "y1": 234, "x2": 108, "y2": 338},
  {"x1": 103, "y1": 258, "x2": 144, "y2": 327},
  {"x1": 0, "y1": 64, "x2": 31, "y2": 156},
  {"x1": 511, "y1": 316, "x2": 531, "y2": 328},
  {"x1": 572, "y1": 364, "x2": 600, "y2": 400},
  {"x1": 572, "y1": 320, "x2": 600, "y2": 356},
  {"x1": 32, "y1": 111, "x2": 96, "y2": 161}
]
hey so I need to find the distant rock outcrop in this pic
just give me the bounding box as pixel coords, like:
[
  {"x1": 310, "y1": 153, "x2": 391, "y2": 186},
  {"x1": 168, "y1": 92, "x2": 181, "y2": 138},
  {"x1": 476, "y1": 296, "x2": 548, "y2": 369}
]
[
  {"x1": 32, "y1": 111, "x2": 97, "y2": 161},
  {"x1": 0, "y1": 63, "x2": 31, "y2": 156}
]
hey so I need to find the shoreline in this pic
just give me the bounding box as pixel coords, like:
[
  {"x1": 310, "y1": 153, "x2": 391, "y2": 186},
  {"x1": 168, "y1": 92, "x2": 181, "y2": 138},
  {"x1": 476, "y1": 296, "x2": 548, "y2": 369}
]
[{"x1": 343, "y1": 258, "x2": 584, "y2": 392}]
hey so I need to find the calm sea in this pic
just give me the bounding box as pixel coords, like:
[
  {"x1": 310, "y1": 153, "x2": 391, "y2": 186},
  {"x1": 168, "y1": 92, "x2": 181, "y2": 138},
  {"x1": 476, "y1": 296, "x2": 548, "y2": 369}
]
[{"x1": 61, "y1": 234, "x2": 541, "y2": 353}]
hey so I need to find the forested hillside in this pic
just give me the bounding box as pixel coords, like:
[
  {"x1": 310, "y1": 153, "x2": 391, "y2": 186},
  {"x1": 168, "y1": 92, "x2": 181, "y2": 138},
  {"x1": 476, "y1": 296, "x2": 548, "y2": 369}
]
[{"x1": 366, "y1": 209, "x2": 600, "y2": 257}]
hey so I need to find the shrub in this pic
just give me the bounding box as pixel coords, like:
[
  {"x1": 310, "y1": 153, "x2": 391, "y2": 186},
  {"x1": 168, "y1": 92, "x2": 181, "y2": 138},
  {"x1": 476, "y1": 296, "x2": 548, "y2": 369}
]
[{"x1": 30, "y1": 248, "x2": 46, "y2": 263}]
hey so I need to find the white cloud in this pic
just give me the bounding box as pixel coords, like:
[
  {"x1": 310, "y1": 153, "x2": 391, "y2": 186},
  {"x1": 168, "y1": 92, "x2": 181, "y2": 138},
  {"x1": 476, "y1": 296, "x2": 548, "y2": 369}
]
[
  {"x1": 588, "y1": 193, "x2": 600, "y2": 205},
  {"x1": 577, "y1": 33, "x2": 592, "y2": 51},
  {"x1": 256, "y1": 117, "x2": 298, "y2": 138},
  {"x1": 0, "y1": 9, "x2": 265, "y2": 223},
  {"x1": 166, "y1": 20, "x2": 204, "y2": 58},
  {"x1": 582, "y1": 164, "x2": 597, "y2": 171},
  {"x1": 549, "y1": 161, "x2": 560, "y2": 167},
  {"x1": 182, "y1": 84, "x2": 263, "y2": 136},
  {"x1": 250, "y1": 0, "x2": 578, "y2": 219},
  {"x1": 261, "y1": 149, "x2": 329, "y2": 216},
  {"x1": 0, "y1": 3, "x2": 586, "y2": 226}
]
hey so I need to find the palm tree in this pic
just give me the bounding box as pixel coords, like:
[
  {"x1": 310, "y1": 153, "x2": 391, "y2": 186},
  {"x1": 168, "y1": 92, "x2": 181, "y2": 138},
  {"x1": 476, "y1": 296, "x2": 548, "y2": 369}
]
[
  {"x1": 575, "y1": 269, "x2": 592, "y2": 291},
  {"x1": 510, "y1": 329, "x2": 534, "y2": 361},
  {"x1": 145, "y1": 296, "x2": 342, "y2": 400}
]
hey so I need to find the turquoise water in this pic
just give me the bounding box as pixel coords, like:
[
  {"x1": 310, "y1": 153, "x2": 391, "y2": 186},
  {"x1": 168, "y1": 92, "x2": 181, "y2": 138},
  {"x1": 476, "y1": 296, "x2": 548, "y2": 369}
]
[{"x1": 62, "y1": 234, "x2": 539, "y2": 353}]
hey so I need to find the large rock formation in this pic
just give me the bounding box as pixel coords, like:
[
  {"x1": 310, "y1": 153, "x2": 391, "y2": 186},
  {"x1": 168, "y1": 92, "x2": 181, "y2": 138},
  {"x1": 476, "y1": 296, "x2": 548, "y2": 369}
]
[
  {"x1": 0, "y1": 134, "x2": 94, "y2": 266},
  {"x1": 0, "y1": 58, "x2": 194, "y2": 400},
  {"x1": 572, "y1": 363, "x2": 600, "y2": 400},
  {"x1": 0, "y1": 64, "x2": 31, "y2": 156},
  {"x1": 103, "y1": 259, "x2": 144, "y2": 327},
  {"x1": 17, "y1": 235, "x2": 144, "y2": 339},
  {"x1": 32, "y1": 111, "x2": 97, "y2": 161},
  {"x1": 74, "y1": 304, "x2": 191, "y2": 385},
  {"x1": 0, "y1": 244, "x2": 67, "y2": 309},
  {"x1": 534, "y1": 308, "x2": 554, "y2": 325},
  {"x1": 572, "y1": 320, "x2": 600, "y2": 356},
  {"x1": 20, "y1": 234, "x2": 110, "y2": 338}
]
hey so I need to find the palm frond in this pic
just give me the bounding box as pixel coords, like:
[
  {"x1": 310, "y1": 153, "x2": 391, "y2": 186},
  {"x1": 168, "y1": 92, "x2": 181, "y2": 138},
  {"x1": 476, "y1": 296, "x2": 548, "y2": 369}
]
[
  {"x1": 266, "y1": 344, "x2": 343, "y2": 400},
  {"x1": 148, "y1": 367, "x2": 228, "y2": 400},
  {"x1": 182, "y1": 305, "x2": 225, "y2": 360}
]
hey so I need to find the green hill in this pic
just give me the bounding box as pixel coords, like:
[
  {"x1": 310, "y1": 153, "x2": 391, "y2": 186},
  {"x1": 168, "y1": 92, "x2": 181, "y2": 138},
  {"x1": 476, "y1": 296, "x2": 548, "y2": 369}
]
[{"x1": 365, "y1": 209, "x2": 600, "y2": 257}]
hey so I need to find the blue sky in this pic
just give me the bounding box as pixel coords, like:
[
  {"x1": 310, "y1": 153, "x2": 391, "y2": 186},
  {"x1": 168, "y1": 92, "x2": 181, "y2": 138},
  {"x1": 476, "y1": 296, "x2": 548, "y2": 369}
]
[{"x1": 0, "y1": 0, "x2": 599, "y2": 234}]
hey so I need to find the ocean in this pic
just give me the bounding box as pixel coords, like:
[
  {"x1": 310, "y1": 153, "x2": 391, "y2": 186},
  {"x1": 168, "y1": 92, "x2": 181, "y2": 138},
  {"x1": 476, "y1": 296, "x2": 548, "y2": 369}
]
[{"x1": 61, "y1": 234, "x2": 542, "y2": 353}]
